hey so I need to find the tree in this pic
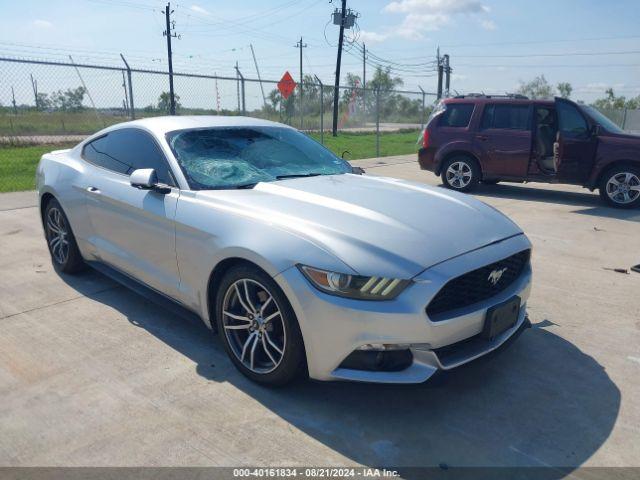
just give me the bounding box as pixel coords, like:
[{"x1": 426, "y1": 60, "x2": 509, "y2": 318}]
[
  {"x1": 592, "y1": 88, "x2": 640, "y2": 110},
  {"x1": 36, "y1": 92, "x2": 52, "y2": 111},
  {"x1": 557, "y1": 82, "x2": 572, "y2": 99},
  {"x1": 157, "y1": 92, "x2": 181, "y2": 113},
  {"x1": 517, "y1": 75, "x2": 554, "y2": 99},
  {"x1": 50, "y1": 86, "x2": 87, "y2": 111}
]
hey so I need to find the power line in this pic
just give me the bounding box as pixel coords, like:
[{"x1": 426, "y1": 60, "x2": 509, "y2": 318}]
[
  {"x1": 441, "y1": 34, "x2": 640, "y2": 48},
  {"x1": 455, "y1": 50, "x2": 640, "y2": 59}
]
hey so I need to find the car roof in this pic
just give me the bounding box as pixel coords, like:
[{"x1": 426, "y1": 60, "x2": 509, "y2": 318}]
[
  {"x1": 97, "y1": 115, "x2": 294, "y2": 138},
  {"x1": 444, "y1": 97, "x2": 555, "y2": 106}
]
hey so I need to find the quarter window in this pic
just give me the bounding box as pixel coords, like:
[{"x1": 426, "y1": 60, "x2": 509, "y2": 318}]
[
  {"x1": 82, "y1": 128, "x2": 174, "y2": 185},
  {"x1": 439, "y1": 104, "x2": 474, "y2": 128},
  {"x1": 481, "y1": 104, "x2": 530, "y2": 130}
]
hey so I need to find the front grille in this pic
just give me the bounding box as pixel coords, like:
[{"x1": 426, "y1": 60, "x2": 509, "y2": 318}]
[{"x1": 426, "y1": 249, "x2": 530, "y2": 319}]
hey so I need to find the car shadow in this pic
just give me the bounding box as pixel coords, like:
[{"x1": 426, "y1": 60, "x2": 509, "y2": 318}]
[
  {"x1": 457, "y1": 183, "x2": 640, "y2": 223},
  {"x1": 60, "y1": 268, "x2": 621, "y2": 477}
]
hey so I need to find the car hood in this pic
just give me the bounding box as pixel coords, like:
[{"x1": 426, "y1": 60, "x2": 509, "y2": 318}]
[{"x1": 197, "y1": 174, "x2": 523, "y2": 279}]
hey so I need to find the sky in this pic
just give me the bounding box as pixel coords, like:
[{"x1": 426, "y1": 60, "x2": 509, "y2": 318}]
[{"x1": 1, "y1": 0, "x2": 640, "y2": 109}]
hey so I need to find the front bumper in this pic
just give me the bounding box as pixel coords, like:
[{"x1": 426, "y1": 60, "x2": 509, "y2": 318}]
[{"x1": 274, "y1": 234, "x2": 532, "y2": 383}]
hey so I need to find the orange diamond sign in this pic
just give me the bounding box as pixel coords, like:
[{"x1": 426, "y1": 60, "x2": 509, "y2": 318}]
[{"x1": 278, "y1": 71, "x2": 297, "y2": 99}]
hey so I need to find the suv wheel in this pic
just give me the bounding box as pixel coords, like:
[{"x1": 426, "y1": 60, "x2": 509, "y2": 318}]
[
  {"x1": 599, "y1": 166, "x2": 640, "y2": 209},
  {"x1": 441, "y1": 156, "x2": 480, "y2": 192},
  {"x1": 215, "y1": 264, "x2": 306, "y2": 386}
]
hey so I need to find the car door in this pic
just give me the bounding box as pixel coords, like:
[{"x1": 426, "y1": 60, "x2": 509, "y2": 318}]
[
  {"x1": 82, "y1": 128, "x2": 180, "y2": 297},
  {"x1": 475, "y1": 103, "x2": 532, "y2": 178},
  {"x1": 554, "y1": 98, "x2": 598, "y2": 184}
]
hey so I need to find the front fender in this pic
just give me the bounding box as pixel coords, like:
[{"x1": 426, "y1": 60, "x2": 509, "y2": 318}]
[{"x1": 173, "y1": 193, "x2": 355, "y2": 325}]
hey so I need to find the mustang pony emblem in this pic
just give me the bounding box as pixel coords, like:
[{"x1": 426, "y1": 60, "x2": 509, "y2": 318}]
[{"x1": 488, "y1": 267, "x2": 508, "y2": 286}]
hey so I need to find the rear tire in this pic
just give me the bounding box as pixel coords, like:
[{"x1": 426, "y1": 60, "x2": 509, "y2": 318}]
[
  {"x1": 599, "y1": 166, "x2": 640, "y2": 209},
  {"x1": 215, "y1": 264, "x2": 306, "y2": 386},
  {"x1": 43, "y1": 198, "x2": 85, "y2": 274},
  {"x1": 441, "y1": 155, "x2": 480, "y2": 192}
]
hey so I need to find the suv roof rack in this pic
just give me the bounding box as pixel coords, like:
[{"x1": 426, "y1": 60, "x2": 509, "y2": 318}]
[{"x1": 453, "y1": 93, "x2": 529, "y2": 100}]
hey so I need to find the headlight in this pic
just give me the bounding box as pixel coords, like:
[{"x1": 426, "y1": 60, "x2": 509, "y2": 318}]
[{"x1": 298, "y1": 265, "x2": 411, "y2": 300}]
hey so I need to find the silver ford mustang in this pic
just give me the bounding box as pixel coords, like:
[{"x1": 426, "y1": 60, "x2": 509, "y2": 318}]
[{"x1": 37, "y1": 116, "x2": 532, "y2": 385}]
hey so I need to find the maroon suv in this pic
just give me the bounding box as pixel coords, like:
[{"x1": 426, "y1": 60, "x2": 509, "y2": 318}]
[{"x1": 418, "y1": 94, "x2": 640, "y2": 208}]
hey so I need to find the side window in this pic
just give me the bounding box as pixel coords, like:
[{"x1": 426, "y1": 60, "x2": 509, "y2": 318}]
[
  {"x1": 481, "y1": 104, "x2": 530, "y2": 130},
  {"x1": 557, "y1": 101, "x2": 588, "y2": 138},
  {"x1": 83, "y1": 129, "x2": 174, "y2": 185},
  {"x1": 106, "y1": 129, "x2": 174, "y2": 185},
  {"x1": 82, "y1": 135, "x2": 130, "y2": 175},
  {"x1": 439, "y1": 103, "x2": 474, "y2": 128}
]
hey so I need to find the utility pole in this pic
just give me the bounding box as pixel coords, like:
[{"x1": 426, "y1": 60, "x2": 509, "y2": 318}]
[
  {"x1": 443, "y1": 54, "x2": 450, "y2": 98},
  {"x1": 330, "y1": 0, "x2": 359, "y2": 136},
  {"x1": 331, "y1": 0, "x2": 346, "y2": 136},
  {"x1": 30, "y1": 74, "x2": 38, "y2": 109},
  {"x1": 295, "y1": 37, "x2": 307, "y2": 129},
  {"x1": 163, "y1": 2, "x2": 179, "y2": 115},
  {"x1": 436, "y1": 47, "x2": 443, "y2": 100},
  {"x1": 249, "y1": 44, "x2": 267, "y2": 109},
  {"x1": 11, "y1": 86, "x2": 17, "y2": 115},
  {"x1": 362, "y1": 43, "x2": 366, "y2": 122}
]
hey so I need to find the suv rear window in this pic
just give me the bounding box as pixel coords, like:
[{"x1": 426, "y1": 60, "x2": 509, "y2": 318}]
[
  {"x1": 481, "y1": 104, "x2": 530, "y2": 130},
  {"x1": 439, "y1": 103, "x2": 474, "y2": 128}
]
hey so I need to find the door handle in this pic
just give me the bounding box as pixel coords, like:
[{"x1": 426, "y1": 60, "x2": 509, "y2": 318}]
[
  {"x1": 476, "y1": 135, "x2": 488, "y2": 141},
  {"x1": 86, "y1": 186, "x2": 101, "y2": 194}
]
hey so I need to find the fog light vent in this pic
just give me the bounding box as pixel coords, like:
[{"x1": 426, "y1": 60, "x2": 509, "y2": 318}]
[{"x1": 339, "y1": 348, "x2": 413, "y2": 372}]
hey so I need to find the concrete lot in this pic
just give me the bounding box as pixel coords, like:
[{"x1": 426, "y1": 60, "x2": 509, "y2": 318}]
[{"x1": 1, "y1": 155, "x2": 639, "y2": 476}]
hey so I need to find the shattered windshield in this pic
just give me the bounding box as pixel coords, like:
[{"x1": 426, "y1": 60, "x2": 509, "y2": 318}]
[{"x1": 166, "y1": 126, "x2": 351, "y2": 189}]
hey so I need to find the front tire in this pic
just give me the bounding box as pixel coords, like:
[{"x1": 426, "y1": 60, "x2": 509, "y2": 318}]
[
  {"x1": 441, "y1": 156, "x2": 480, "y2": 192},
  {"x1": 215, "y1": 265, "x2": 306, "y2": 386},
  {"x1": 599, "y1": 166, "x2": 640, "y2": 209},
  {"x1": 43, "y1": 198, "x2": 85, "y2": 274}
]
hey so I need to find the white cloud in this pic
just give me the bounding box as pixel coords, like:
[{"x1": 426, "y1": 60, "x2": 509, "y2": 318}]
[
  {"x1": 32, "y1": 19, "x2": 53, "y2": 28},
  {"x1": 480, "y1": 19, "x2": 496, "y2": 30},
  {"x1": 359, "y1": 30, "x2": 391, "y2": 44},
  {"x1": 398, "y1": 12, "x2": 449, "y2": 39},
  {"x1": 384, "y1": 0, "x2": 489, "y2": 15},
  {"x1": 363, "y1": 0, "x2": 493, "y2": 44},
  {"x1": 190, "y1": 4, "x2": 210, "y2": 15}
]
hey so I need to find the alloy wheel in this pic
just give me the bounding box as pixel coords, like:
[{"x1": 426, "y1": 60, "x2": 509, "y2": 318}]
[
  {"x1": 46, "y1": 207, "x2": 70, "y2": 265},
  {"x1": 606, "y1": 172, "x2": 640, "y2": 205},
  {"x1": 222, "y1": 279, "x2": 286, "y2": 374},
  {"x1": 446, "y1": 161, "x2": 473, "y2": 189}
]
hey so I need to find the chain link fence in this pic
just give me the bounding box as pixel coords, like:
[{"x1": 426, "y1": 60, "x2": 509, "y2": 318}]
[
  {"x1": 596, "y1": 107, "x2": 640, "y2": 134},
  {"x1": 0, "y1": 56, "x2": 436, "y2": 160}
]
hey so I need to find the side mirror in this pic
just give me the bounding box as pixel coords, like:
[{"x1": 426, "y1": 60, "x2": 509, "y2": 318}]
[
  {"x1": 351, "y1": 166, "x2": 365, "y2": 175},
  {"x1": 592, "y1": 124, "x2": 602, "y2": 137},
  {"x1": 129, "y1": 168, "x2": 171, "y2": 194},
  {"x1": 130, "y1": 168, "x2": 157, "y2": 189}
]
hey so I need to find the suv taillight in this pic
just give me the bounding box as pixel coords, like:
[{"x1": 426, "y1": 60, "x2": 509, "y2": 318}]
[{"x1": 422, "y1": 129, "x2": 430, "y2": 149}]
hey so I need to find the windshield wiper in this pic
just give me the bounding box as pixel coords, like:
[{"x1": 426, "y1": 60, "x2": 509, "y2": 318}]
[
  {"x1": 232, "y1": 182, "x2": 259, "y2": 189},
  {"x1": 275, "y1": 173, "x2": 323, "y2": 180}
]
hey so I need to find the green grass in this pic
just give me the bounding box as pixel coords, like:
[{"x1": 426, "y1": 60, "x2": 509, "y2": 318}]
[
  {"x1": 308, "y1": 129, "x2": 420, "y2": 160},
  {"x1": 0, "y1": 143, "x2": 75, "y2": 193},
  {"x1": 0, "y1": 130, "x2": 420, "y2": 193}
]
